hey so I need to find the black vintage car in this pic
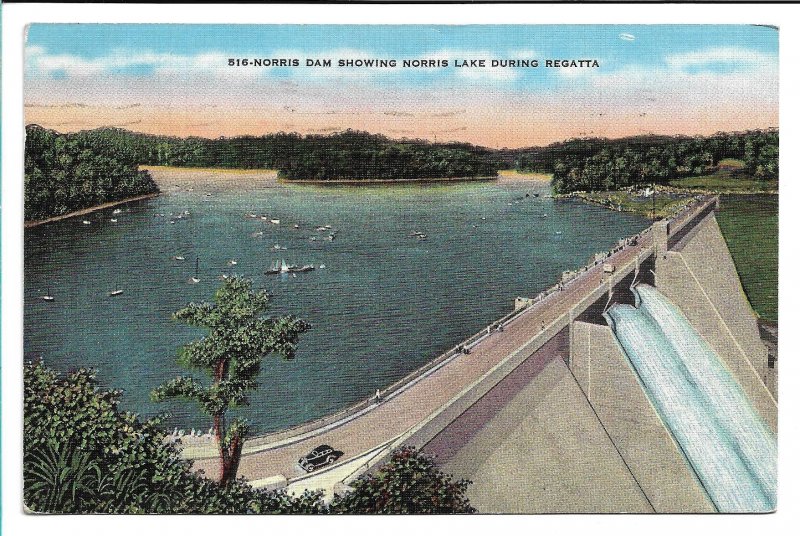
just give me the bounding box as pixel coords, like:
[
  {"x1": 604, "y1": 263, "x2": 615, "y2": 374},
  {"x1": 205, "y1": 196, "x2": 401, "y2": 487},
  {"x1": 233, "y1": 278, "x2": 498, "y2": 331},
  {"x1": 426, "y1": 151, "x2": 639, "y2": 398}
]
[{"x1": 298, "y1": 444, "x2": 344, "y2": 472}]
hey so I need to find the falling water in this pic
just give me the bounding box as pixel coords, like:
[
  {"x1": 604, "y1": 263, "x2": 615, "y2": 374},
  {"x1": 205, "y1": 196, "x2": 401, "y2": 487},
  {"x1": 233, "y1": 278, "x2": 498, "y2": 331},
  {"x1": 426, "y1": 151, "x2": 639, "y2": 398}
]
[{"x1": 605, "y1": 284, "x2": 776, "y2": 512}]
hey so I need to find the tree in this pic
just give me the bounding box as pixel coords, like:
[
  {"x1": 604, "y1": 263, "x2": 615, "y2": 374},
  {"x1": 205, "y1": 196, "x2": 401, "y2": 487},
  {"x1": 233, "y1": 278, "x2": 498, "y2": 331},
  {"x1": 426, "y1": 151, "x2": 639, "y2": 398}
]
[
  {"x1": 24, "y1": 360, "x2": 326, "y2": 514},
  {"x1": 152, "y1": 276, "x2": 310, "y2": 485},
  {"x1": 329, "y1": 446, "x2": 476, "y2": 514}
]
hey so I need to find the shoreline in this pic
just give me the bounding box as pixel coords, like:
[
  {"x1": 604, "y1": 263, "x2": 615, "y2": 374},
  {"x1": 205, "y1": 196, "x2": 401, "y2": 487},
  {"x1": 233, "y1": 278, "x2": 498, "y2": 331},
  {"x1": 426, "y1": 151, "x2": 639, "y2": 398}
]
[
  {"x1": 145, "y1": 165, "x2": 552, "y2": 189},
  {"x1": 24, "y1": 192, "x2": 160, "y2": 228},
  {"x1": 559, "y1": 187, "x2": 778, "y2": 220},
  {"x1": 279, "y1": 175, "x2": 498, "y2": 185}
]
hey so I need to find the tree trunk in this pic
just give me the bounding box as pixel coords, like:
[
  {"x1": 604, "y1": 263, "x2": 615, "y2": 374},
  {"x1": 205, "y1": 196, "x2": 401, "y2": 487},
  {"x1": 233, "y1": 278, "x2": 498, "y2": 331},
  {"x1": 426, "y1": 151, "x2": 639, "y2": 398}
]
[
  {"x1": 214, "y1": 413, "x2": 229, "y2": 483},
  {"x1": 226, "y1": 432, "x2": 244, "y2": 484}
]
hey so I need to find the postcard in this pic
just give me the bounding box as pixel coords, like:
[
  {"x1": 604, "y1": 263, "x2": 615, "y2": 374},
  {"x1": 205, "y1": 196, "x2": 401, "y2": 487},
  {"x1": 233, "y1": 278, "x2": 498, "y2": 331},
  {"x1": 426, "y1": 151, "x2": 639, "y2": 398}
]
[{"x1": 18, "y1": 21, "x2": 778, "y2": 515}]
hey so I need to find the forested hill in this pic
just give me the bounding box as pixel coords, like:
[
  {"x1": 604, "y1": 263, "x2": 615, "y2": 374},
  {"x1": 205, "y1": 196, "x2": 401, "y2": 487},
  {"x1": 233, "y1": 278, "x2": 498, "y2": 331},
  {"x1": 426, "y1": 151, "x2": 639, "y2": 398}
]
[
  {"x1": 511, "y1": 130, "x2": 778, "y2": 194},
  {"x1": 24, "y1": 125, "x2": 778, "y2": 220},
  {"x1": 25, "y1": 125, "x2": 160, "y2": 222},
  {"x1": 43, "y1": 127, "x2": 500, "y2": 181}
]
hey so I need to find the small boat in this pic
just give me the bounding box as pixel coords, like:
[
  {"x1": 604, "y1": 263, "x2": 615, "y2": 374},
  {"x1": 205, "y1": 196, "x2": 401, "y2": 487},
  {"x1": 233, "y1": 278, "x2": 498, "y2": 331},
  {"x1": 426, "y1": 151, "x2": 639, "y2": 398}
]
[
  {"x1": 108, "y1": 277, "x2": 124, "y2": 297},
  {"x1": 173, "y1": 255, "x2": 185, "y2": 261},
  {"x1": 228, "y1": 259, "x2": 238, "y2": 266},
  {"x1": 319, "y1": 264, "x2": 326, "y2": 269},
  {"x1": 110, "y1": 218, "x2": 118, "y2": 223},
  {"x1": 170, "y1": 220, "x2": 176, "y2": 224},
  {"x1": 294, "y1": 224, "x2": 300, "y2": 229},
  {"x1": 324, "y1": 225, "x2": 332, "y2": 230},
  {"x1": 309, "y1": 236, "x2": 317, "y2": 241},
  {"x1": 112, "y1": 208, "x2": 122, "y2": 215},
  {"x1": 251, "y1": 231, "x2": 263, "y2": 238},
  {"x1": 41, "y1": 291, "x2": 54, "y2": 302},
  {"x1": 326, "y1": 234, "x2": 335, "y2": 241},
  {"x1": 261, "y1": 216, "x2": 268, "y2": 220},
  {"x1": 279, "y1": 259, "x2": 299, "y2": 274},
  {"x1": 265, "y1": 260, "x2": 281, "y2": 274},
  {"x1": 270, "y1": 219, "x2": 280, "y2": 225},
  {"x1": 315, "y1": 226, "x2": 327, "y2": 231},
  {"x1": 189, "y1": 257, "x2": 200, "y2": 283},
  {"x1": 297, "y1": 264, "x2": 315, "y2": 272},
  {"x1": 82, "y1": 220, "x2": 91, "y2": 225}
]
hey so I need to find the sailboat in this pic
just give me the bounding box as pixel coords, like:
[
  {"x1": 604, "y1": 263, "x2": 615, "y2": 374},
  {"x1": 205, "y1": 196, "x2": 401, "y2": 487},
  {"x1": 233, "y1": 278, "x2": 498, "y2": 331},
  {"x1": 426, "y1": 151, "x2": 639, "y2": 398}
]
[
  {"x1": 265, "y1": 260, "x2": 281, "y2": 274},
  {"x1": 41, "y1": 288, "x2": 54, "y2": 302},
  {"x1": 189, "y1": 257, "x2": 200, "y2": 283}
]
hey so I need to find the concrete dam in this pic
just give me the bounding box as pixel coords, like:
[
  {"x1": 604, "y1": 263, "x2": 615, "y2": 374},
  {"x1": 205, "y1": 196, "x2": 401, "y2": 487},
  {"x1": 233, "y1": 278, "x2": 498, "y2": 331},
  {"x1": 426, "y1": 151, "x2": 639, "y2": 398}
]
[{"x1": 187, "y1": 195, "x2": 777, "y2": 513}]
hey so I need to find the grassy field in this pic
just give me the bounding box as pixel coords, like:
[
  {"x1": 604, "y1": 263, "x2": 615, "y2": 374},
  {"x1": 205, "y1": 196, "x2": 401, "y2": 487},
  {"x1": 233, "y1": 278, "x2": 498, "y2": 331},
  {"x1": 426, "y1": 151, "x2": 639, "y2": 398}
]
[
  {"x1": 668, "y1": 159, "x2": 778, "y2": 193},
  {"x1": 670, "y1": 174, "x2": 778, "y2": 193},
  {"x1": 716, "y1": 195, "x2": 778, "y2": 323}
]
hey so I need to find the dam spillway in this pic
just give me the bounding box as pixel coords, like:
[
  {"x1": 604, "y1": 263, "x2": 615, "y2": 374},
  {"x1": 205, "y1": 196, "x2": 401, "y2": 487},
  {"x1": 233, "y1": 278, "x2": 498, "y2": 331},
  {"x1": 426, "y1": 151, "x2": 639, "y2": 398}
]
[{"x1": 605, "y1": 284, "x2": 776, "y2": 513}]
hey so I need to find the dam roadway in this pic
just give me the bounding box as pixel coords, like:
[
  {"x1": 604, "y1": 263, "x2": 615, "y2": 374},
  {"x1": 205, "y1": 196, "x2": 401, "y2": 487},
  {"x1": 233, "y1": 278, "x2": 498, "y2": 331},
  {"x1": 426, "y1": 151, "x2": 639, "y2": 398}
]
[{"x1": 188, "y1": 197, "x2": 713, "y2": 490}]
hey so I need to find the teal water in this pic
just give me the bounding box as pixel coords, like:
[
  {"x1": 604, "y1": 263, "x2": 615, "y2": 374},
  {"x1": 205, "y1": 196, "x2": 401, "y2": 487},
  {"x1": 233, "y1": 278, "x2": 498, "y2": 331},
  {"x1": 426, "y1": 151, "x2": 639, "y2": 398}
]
[
  {"x1": 25, "y1": 180, "x2": 648, "y2": 433},
  {"x1": 606, "y1": 284, "x2": 776, "y2": 512}
]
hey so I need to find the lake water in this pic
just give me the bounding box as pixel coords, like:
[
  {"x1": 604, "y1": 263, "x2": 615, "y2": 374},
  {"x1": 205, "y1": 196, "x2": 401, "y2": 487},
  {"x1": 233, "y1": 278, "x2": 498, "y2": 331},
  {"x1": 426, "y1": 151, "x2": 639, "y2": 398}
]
[{"x1": 25, "y1": 179, "x2": 648, "y2": 433}]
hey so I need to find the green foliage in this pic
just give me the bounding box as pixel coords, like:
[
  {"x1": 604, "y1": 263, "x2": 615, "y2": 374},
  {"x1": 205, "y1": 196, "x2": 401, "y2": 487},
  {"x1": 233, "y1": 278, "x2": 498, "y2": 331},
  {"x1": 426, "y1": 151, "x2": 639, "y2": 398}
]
[
  {"x1": 152, "y1": 276, "x2": 310, "y2": 484},
  {"x1": 23, "y1": 360, "x2": 327, "y2": 514},
  {"x1": 24, "y1": 362, "x2": 473, "y2": 514},
  {"x1": 546, "y1": 130, "x2": 778, "y2": 194},
  {"x1": 26, "y1": 125, "x2": 499, "y2": 183},
  {"x1": 716, "y1": 195, "x2": 779, "y2": 323},
  {"x1": 24, "y1": 125, "x2": 159, "y2": 221},
  {"x1": 329, "y1": 447, "x2": 476, "y2": 514}
]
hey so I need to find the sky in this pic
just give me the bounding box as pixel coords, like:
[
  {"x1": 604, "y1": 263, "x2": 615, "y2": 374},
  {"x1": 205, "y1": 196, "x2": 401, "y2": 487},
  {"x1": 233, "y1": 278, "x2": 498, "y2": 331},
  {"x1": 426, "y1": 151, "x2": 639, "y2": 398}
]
[{"x1": 24, "y1": 24, "x2": 779, "y2": 148}]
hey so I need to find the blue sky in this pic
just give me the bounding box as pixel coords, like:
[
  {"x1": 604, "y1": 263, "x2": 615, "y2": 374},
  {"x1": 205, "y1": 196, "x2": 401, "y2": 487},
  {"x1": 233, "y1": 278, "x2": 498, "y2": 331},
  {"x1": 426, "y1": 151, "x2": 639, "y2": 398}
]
[{"x1": 24, "y1": 24, "x2": 779, "y2": 147}]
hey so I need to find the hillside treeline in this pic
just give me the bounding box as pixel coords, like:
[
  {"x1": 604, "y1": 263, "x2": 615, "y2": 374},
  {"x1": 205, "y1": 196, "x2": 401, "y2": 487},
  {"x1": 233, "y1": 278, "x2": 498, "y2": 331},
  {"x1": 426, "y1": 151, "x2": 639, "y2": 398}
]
[
  {"x1": 528, "y1": 130, "x2": 778, "y2": 194},
  {"x1": 37, "y1": 127, "x2": 499, "y2": 181},
  {"x1": 25, "y1": 125, "x2": 159, "y2": 221}
]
